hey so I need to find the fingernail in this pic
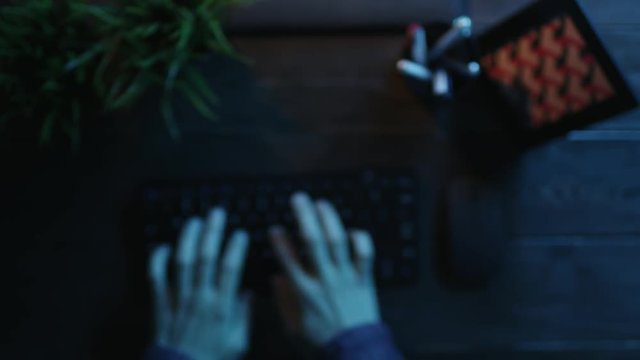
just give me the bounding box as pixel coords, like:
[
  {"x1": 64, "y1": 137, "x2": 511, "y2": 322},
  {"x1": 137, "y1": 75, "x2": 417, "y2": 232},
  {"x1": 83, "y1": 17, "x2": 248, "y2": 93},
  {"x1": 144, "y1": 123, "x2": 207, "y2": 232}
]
[
  {"x1": 291, "y1": 192, "x2": 309, "y2": 206},
  {"x1": 209, "y1": 207, "x2": 223, "y2": 216},
  {"x1": 316, "y1": 198, "x2": 330, "y2": 207},
  {"x1": 317, "y1": 200, "x2": 336, "y2": 214},
  {"x1": 235, "y1": 229, "x2": 250, "y2": 241},
  {"x1": 152, "y1": 244, "x2": 171, "y2": 255},
  {"x1": 350, "y1": 229, "x2": 365, "y2": 238},
  {"x1": 208, "y1": 207, "x2": 224, "y2": 222},
  {"x1": 186, "y1": 217, "x2": 204, "y2": 229}
]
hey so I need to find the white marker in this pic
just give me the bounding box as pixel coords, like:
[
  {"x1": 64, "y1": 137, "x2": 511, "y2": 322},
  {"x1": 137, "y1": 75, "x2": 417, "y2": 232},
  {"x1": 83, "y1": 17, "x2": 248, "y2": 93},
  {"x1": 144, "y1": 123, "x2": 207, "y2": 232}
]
[
  {"x1": 467, "y1": 61, "x2": 481, "y2": 76},
  {"x1": 429, "y1": 15, "x2": 473, "y2": 62},
  {"x1": 397, "y1": 59, "x2": 432, "y2": 81},
  {"x1": 453, "y1": 15, "x2": 473, "y2": 38},
  {"x1": 441, "y1": 58, "x2": 482, "y2": 77},
  {"x1": 433, "y1": 69, "x2": 451, "y2": 96}
]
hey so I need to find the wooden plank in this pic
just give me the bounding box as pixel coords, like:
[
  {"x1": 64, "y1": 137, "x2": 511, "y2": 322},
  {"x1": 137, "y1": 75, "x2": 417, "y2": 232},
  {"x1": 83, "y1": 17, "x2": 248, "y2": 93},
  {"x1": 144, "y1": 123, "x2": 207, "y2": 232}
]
[
  {"x1": 233, "y1": 35, "x2": 428, "y2": 133},
  {"x1": 514, "y1": 140, "x2": 640, "y2": 235},
  {"x1": 228, "y1": 0, "x2": 456, "y2": 30},
  {"x1": 471, "y1": 0, "x2": 640, "y2": 26},
  {"x1": 233, "y1": 30, "x2": 640, "y2": 74},
  {"x1": 228, "y1": 0, "x2": 640, "y2": 30},
  {"x1": 385, "y1": 236, "x2": 640, "y2": 355}
]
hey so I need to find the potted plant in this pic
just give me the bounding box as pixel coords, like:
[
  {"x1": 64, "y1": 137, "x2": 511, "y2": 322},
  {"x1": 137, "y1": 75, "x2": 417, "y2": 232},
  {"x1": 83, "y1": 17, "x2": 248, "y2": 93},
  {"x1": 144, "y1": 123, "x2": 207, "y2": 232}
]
[{"x1": 0, "y1": 0, "x2": 248, "y2": 150}]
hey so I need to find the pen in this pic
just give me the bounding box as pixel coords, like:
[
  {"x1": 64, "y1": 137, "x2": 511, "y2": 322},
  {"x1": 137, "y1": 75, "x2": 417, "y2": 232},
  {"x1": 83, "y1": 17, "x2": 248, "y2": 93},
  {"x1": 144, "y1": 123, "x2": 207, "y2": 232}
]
[
  {"x1": 433, "y1": 69, "x2": 451, "y2": 96},
  {"x1": 429, "y1": 15, "x2": 473, "y2": 62},
  {"x1": 397, "y1": 59, "x2": 432, "y2": 81},
  {"x1": 440, "y1": 58, "x2": 481, "y2": 77}
]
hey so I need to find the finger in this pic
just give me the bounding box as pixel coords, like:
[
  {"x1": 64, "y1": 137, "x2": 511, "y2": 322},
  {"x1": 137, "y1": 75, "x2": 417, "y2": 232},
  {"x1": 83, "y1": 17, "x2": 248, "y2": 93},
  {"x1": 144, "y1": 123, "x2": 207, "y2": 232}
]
[
  {"x1": 291, "y1": 192, "x2": 334, "y2": 280},
  {"x1": 198, "y1": 208, "x2": 226, "y2": 290},
  {"x1": 148, "y1": 245, "x2": 172, "y2": 343},
  {"x1": 229, "y1": 293, "x2": 252, "y2": 356},
  {"x1": 218, "y1": 230, "x2": 250, "y2": 310},
  {"x1": 270, "y1": 226, "x2": 311, "y2": 290},
  {"x1": 176, "y1": 218, "x2": 203, "y2": 305},
  {"x1": 315, "y1": 200, "x2": 351, "y2": 270},
  {"x1": 272, "y1": 276, "x2": 303, "y2": 334},
  {"x1": 350, "y1": 230, "x2": 376, "y2": 281}
]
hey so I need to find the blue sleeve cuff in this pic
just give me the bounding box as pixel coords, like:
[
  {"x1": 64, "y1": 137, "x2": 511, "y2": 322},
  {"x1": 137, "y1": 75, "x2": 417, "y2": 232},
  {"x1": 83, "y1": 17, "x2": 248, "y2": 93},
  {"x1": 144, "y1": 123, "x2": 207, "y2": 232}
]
[
  {"x1": 143, "y1": 345, "x2": 193, "y2": 360},
  {"x1": 322, "y1": 323, "x2": 403, "y2": 360}
]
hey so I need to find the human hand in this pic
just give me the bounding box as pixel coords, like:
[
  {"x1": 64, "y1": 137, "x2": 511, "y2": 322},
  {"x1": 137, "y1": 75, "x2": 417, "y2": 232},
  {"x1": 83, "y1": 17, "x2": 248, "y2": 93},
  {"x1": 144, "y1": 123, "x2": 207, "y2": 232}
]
[
  {"x1": 148, "y1": 208, "x2": 251, "y2": 360},
  {"x1": 270, "y1": 192, "x2": 381, "y2": 346}
]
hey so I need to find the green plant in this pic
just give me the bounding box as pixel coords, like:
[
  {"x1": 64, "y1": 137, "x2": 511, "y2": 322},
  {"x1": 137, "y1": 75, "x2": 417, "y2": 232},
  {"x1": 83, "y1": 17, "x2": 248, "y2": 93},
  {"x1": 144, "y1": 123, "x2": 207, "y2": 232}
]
[{"x1": 0, "y1": 0, "x2": 247, "y2": 147}]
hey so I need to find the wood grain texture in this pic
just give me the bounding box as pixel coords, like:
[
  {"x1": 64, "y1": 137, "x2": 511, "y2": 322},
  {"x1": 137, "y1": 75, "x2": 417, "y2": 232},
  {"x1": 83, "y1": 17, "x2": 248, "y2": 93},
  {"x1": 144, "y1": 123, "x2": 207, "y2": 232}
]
[
  {"x1": 228, "y1": 0, "x2": 640, "y2": 30},
  {"x1": 381, "y1": 236, "x2": 640, "y2": 355},
  {"x1": 232, "y1": 32, "x2": 639, "y2": 132},
  {"x1": 6, "y1": 1, "x2": 640, "y2": 358}
]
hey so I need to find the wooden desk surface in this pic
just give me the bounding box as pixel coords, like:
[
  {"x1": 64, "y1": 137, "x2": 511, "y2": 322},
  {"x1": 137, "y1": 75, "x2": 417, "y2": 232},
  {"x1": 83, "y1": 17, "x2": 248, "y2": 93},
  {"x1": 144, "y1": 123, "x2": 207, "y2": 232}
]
[{"x1": 4, "y1": 1, "x2": 640, "y2": 359}]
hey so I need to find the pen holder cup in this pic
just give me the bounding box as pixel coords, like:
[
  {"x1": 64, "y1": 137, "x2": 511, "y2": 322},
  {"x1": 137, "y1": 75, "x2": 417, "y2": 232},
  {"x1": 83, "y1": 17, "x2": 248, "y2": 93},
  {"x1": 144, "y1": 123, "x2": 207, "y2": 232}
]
[{"x1": 405, "y1": 71, "x2": 530, "y2": 177}]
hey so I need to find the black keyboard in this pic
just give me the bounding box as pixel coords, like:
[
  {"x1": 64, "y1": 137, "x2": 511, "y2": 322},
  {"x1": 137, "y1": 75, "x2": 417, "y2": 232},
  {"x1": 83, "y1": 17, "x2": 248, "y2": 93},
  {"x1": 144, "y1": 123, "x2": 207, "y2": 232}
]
[{"x1": 141, "y1": 169, "x2": 420, "y2": 290}]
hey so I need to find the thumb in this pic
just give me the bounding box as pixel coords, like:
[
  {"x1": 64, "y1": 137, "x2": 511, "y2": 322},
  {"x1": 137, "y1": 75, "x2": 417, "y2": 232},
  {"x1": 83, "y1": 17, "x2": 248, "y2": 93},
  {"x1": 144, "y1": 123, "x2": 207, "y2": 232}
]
[
  {"x1": 272, "y1": 276, "x2": 302, "y2": 334},
  {"x1": 228, "y1": 292, "x2": 252, "y2": 354}
]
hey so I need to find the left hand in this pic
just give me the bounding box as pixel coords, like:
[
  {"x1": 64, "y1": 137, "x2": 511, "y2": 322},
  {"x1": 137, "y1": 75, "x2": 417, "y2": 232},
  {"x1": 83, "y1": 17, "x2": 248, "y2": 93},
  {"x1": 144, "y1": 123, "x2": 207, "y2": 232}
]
[{"x1": 148, "y1": 208, "x2": 251, "y2": 360}]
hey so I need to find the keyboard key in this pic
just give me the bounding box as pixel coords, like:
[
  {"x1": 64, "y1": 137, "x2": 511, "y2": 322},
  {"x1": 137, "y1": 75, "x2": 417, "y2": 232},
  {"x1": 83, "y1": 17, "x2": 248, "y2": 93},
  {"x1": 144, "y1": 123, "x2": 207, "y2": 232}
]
[
  {"x1": 340, "y1": 208, "x2": 353, "y2": 221},
  {"x1": 171, "y1": 217, "x2": 184, "y2": 231},
  {"x1": 236, "y1": 197, "x2": 250, "y2": 211},
  {"x1": 400, "y1": 265, "x2": 416, "y2": 279},
  {"x1": 265, "y1": 212, "x2": 279, "y2": 224},
  {"x1": 402, "y1": 246, "x2": 418, "y2": 259},
  {"x1": 144, "y1": 224, "x2": 158, "y2": 239},
  {"x1": 399, "y1": 193, "x2": 415, "y2": 206},
  {"x1": 379, "y1": 259, "x2": 395, "y2": 281},
  {"x1": 376, "y1": 208, "x2": 390, "y2": 223},
  {"x1": 228, "y1": 214, "x2": 241, "y2": 227},
  {"x1": 396, "y1": 176, "x2": 415, "y2": 189},
  {"x1": 400, "y1": 222, "x2": 416, "y2": 241},
  {"x1": 274, "y1": 195, "x2": 288, "y2": 209},
  {"x1": 255, "y1": 197, "x2": 269, "y2": 212},
  {"x1": 369, "y1": 190, "x2": 381, "y2": 203}
]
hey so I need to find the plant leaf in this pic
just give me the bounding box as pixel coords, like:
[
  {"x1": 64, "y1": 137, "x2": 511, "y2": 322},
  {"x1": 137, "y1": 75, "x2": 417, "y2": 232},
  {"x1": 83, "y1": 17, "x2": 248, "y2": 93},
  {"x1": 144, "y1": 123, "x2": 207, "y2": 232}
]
[
  {"x1": 183, "y1": 67, "x2": 219, "y2": 106},
  {"x1": 165, "y1": 58, "x2": 183, "y2": 92},
  {"x1": 39, "y1": 112, "x2": 56, "y2": 145},
  {"x1": 72, "y1": 3, "x2": 121, "y2": 27},
  {"x1": 41, "y1": 80, "x2": 60, "y2": 92},
  {"x1": 65, "y1": 44, "x2": 103, "y2": 71},
  {"x1": 134, "y1": 51, "x2": 168, "y2": 69},
  {"x1": 105, "y1": 75, "x2": 127, "y2": 106},
  {"x1": 108, "y1": 75, "x2": 147, "y2": 109},
  {"x1": 176, "y1": 80, "x2": 217, "y2": 121},
  {"x1": 69, "y1": 99, "x2": 81, "y2": 149},
  {"x1": 176, "y1": 9, "x2": 195, "y2": 51},
  {"x1": 161, "y1": 92, "x2": 180, "y2": 141},
  {"x1": 93, "y1": 52, "x2": 113, "y2": 97},
  {"x1": 206, "y1": 18, "x2": 235, "y2": 55}
]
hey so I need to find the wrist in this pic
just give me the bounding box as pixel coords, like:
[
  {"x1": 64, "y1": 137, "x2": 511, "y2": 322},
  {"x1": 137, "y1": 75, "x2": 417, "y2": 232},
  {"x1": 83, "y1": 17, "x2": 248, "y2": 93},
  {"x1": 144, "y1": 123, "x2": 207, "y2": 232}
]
[
  {"x1": 143, "y1": 345, "x2": 193, "y2": 360},
  {"x1": 322, "y1": 323, "x2": 402, "y2": 360}
]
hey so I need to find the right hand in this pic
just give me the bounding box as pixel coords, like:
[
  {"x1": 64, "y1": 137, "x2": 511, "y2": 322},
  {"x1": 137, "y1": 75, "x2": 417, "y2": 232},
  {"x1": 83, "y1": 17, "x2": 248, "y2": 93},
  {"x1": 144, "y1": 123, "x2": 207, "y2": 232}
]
[{"x1": 269, "y1": 192, "x2": 381, "y2": 346}]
